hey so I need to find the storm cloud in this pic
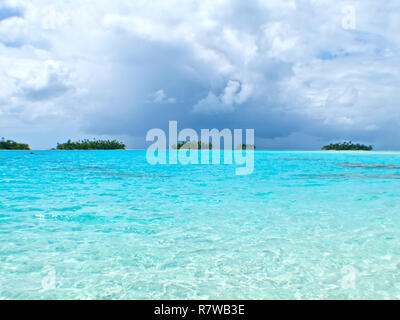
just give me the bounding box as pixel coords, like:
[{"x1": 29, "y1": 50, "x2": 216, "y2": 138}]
[{"x1": 1, "y1": 0, "x2": 399, "y2": 149}]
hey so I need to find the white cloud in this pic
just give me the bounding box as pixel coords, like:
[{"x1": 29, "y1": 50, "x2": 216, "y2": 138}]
[
  {"x1": 193, "y1": 80, "x2": 252, "y2": 114},
  {"x1": 149, "y1": 89, "x2": 176, "y2": 104},
  {"x1": 220, "y1": 80, "x2": 241, "y2": 105},
  {"x1": 193, "y1": 92, "x2": 234, "y2": 115}
]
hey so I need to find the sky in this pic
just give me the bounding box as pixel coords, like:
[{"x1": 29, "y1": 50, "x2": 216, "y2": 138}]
[{"x1": 0, "y1": 0, "x2": 399, "y2": 150}]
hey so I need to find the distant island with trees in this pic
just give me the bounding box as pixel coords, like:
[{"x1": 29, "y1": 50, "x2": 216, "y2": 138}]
[
  {"x1": 171, "y1": 141, "x2": 213, "y2": 150},
  {"x1": 0, "y1": 138, "x2": 30, "y2": 150},
  {"x1": 322, "y1": 141, "x2": 373, "y2": 151},
  {"x1": 56, "y1": 139, "x2": 126, "y2": 150},
  {"x1": 171, "y1": 142, "x2": 256, "y2": 150},
  {"x1": 235, "y1": 144, "x2": 255, "y2": 150}
]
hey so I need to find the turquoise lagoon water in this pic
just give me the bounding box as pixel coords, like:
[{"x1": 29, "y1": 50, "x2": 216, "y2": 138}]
[{"x1": 1, "y1": 150, "x2": 400, "y2": 299}]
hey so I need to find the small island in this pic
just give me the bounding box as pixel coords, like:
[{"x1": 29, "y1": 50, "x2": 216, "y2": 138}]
[
  {"x1": 322, "y1": 141, "x2": 373, "y2": 151},
  {"x1": 0, "y1": 138, "x2": 30, "y2": 150},
  {"x1": 56, "y1": 139, "x2": 126, "y2": 150},
  {"x1": 171, "y1": 141, "x2": 213, "y2": 150},
  {"x1": 235, "y1": 144, "x2": 256, "y2": 150},
  {"x1": 171, "y1": 142, "x2": 256, "y2": 150}
]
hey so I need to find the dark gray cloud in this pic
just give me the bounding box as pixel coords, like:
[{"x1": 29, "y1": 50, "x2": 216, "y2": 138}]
[{"x1": 1, "y1": 0, "x2": 400, "y2": 149}]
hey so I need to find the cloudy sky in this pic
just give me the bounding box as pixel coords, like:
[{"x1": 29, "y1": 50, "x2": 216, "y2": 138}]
[{"x1": 1, "y1": 0, "x2": 399, "y2": 149}]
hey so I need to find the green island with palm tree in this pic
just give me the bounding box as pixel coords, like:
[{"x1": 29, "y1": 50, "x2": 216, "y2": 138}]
[
  {"x1": 56, "y1": 139, "x2": 126, "y2": 150},
  {"x1": 171, "y1": 141, "x2": 213, "y2": 150},
  {"x1": 322, "y1": 141, "x2": 373, "y2": 151},
  {"x1": 0, "y1": 138, "x2": 30, "y2": 150}
]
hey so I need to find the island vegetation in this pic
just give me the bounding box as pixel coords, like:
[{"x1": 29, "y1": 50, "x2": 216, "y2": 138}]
[
  {"x1": 322, "y1": 141, "x2": 373, "y2": 151},
  {"x1": 171, "y1": 141, "x2": 213, "y2": 150},
  {"x1": 171, "y1": 142, "x2": 256, "y2": 150},
  {"x1": 0, "y1": 138, "x2": 30, "y2": 150},
  {"x1": 56, "y1": 139, "x2": 126, "y2": 150},
  {"x1": 235, "y1": 144, "x2": 256, "y2": 150}
]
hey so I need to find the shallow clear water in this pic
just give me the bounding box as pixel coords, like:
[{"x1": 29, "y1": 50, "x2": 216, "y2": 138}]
[{"x1": 1, "y1": 150, "x2": 400, "y2": 299}]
